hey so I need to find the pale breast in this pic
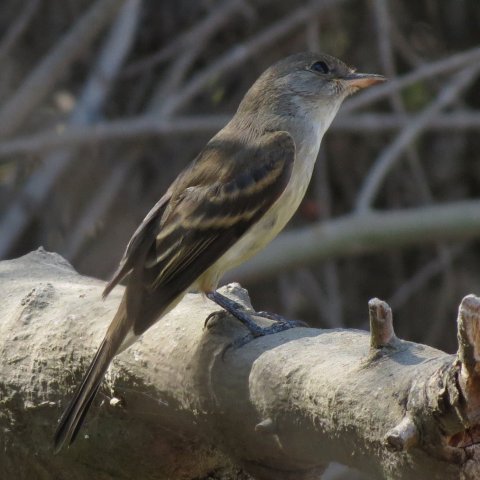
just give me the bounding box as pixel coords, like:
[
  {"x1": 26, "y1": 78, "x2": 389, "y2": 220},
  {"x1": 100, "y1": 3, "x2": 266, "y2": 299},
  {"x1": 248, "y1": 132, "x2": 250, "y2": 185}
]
[{"x1": 198, "y1": 142, "x2": 318, "y2": 291}]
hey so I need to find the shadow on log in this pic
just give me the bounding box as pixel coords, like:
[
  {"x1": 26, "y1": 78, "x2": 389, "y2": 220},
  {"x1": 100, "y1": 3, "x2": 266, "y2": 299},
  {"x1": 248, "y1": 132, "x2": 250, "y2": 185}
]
[{"x1": 0, "y1": 249, "x2": 480, "y2": 479}]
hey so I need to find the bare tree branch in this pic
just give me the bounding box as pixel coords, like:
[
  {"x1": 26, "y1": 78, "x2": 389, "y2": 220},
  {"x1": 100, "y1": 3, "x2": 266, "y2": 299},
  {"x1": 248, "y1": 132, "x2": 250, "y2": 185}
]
[
  {"x1": 355, "y1": 65, "x2": 480, "y2": 212},
  {"x1": 122, "y1": 0, "x2": 252, "y2": 78},
  {"x1": 2, "y1": 110, "x2": 480, "y2": 161},
  {"x1": 156, "y1": 0, "x2": 350, "y2": 117},
  {"x1": 0, "y1": 0, "x2": 125, "y2": 138},
  {"x1": 0, "y1": 0, "x2": 41, "y2": 64},
  {"x1": 2, "y1": 250, "x2": 480, "y2": 479},
  {"x1": 146, "y1": 0, "x2": 249, "y2": 111},
  {"x1": 342, "y1": 44, "x2": 480, "y2": 113},
  {"x1": 230, "y1": 199, "x2": 480, "y2": 284},
  {"x1": 62, "y1": 160, "x2": 133, "y2": 261},
  {"x1": 388, "y1": 244, "x2": 467, "y2": 310},
  {"x1": 373, "y1": 0, "x2": 432, "y2": 204},
  {"x1": 0, "y1": 0, "x2": 141, "y2": 259},
  {"x1": 0, "y1": 115, "x2": 228, "y2": 161},
  {"x1": 334, "y1": 111, "x2": 480, "y2": 131}
]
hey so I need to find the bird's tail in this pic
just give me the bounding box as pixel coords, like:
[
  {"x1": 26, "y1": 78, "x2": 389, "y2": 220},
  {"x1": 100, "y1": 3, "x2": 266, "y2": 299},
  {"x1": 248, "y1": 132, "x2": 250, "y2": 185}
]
[{"x1": 54, "y1": 301, "x2": 128, "y2": 453}]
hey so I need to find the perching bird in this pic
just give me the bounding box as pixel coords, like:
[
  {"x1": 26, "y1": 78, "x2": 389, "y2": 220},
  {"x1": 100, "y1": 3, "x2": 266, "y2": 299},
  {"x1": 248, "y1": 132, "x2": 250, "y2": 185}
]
[{"x1": 54, "y1": 52, "x2": 384, "y2": 451}]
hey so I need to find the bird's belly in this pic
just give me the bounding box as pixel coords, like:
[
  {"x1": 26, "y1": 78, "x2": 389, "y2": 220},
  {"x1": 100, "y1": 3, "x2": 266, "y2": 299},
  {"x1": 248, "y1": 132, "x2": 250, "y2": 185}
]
[
  {"x1": 230, "y1": 183, "x2": 305, "y2": 263},
  {"x1": 198, "y1": 154, "x2": 315, "y2": 290}
]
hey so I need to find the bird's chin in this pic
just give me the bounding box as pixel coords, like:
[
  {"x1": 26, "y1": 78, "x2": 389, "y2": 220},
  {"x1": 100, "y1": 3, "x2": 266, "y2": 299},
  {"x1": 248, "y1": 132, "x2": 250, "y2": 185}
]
[{"x1": 345, "y1": 84, "x2": 362, "y2": 96}]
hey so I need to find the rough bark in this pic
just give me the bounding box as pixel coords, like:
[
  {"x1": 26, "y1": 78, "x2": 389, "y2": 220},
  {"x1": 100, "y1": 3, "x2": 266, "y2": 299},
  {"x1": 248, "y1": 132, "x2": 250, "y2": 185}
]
[{"x1": 1, "y1": 249, "x2": 480, "y2": 480}]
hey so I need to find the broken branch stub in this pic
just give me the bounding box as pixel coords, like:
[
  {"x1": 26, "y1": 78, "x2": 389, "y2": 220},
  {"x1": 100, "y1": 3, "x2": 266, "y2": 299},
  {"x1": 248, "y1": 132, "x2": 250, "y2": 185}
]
[
  {"x1": 384, "y1": 415, "x2": 419, "y2": 451},
  {"x1": 457, "y1": 294, "x2": 480, "y2": 380},
  {"x1": 368, "y1": 297, "x2": 397, "y2": 349},
  {"x1": 456, "y1": 294, "x2": 480, "y2": 427}
]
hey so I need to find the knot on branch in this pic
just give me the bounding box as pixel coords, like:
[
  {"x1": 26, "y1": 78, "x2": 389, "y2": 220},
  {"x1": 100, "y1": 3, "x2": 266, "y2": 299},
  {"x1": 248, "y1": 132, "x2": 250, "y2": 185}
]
[
  {"x1": 255, "y1": 418, "x2": 276, "y2": 434},
  {"x1": 384, "y1": 415, "x2": 419, "y2": 451},
  {"x1": 368, "y1": 298, "x2": 397, "y2": 349}
]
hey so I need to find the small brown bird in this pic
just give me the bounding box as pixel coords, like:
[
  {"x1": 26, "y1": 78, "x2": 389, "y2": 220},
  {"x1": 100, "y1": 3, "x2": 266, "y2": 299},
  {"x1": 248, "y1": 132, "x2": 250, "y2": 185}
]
[{"x1": 54, "y1": 52, "x2": 384, "y2": 451}]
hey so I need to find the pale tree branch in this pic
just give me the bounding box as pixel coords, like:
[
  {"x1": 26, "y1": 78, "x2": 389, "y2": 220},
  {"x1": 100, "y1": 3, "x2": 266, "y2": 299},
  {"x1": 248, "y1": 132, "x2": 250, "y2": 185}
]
[
  {"x1": 0, "y1": 115, "x2": 229, "y2": 161},
  {"x1": 3, "y1": 110, "x2": 480, "y2": 161},
  {"x1": 1, "y1": 250, "x2": 480, "y2": 479}
]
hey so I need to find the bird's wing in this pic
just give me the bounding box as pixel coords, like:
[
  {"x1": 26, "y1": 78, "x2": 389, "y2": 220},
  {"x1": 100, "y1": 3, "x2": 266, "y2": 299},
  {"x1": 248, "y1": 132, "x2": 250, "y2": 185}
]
[
  {"x1": 102, "y1": 192, "x2": 172, "y2": 298},
  {"x1": 55, "y1": 132, "x2": 294, "y2": 451},
  {"x1": 133, "y1": 130, "x2": 295, "y2": 334}
]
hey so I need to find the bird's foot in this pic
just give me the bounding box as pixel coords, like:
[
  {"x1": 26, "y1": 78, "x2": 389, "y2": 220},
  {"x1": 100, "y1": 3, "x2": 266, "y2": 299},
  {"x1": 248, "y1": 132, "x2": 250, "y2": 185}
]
[{"x1": 205, "y1": 291, "x2": 303, "y2": 338}]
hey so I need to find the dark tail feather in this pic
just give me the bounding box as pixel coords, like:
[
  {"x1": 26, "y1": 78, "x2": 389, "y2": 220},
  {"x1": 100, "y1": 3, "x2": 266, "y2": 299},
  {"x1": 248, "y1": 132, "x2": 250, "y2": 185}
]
[
  {"x1": 54, "y1": 338, "x2": 115, "y2": 453},
  {"x1": 54, "y1": 295, "x2": 130, "y2": 453}
]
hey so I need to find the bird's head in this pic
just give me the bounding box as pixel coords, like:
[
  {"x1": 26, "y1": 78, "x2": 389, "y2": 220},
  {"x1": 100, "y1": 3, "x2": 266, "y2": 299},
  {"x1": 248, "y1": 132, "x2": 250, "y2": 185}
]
[
  {"x1": 238, "y1": 52, "x2": 385, "y2": 127},
  {"x1": 269, "y1": 52, "x2": 385, "y2": 98}
]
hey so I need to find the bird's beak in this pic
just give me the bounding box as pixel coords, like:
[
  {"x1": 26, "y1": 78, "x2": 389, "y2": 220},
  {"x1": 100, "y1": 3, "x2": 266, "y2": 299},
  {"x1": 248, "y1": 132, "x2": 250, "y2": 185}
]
[{"x1": 342, "y1": 72, "x2": 386, "y2": 90}]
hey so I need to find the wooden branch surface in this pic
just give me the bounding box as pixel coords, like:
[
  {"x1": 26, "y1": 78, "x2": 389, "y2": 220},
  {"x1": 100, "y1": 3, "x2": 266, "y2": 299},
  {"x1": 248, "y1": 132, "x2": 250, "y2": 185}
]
[{"x1": 1, "y1": 250, "x2": 480, "y2": 480}]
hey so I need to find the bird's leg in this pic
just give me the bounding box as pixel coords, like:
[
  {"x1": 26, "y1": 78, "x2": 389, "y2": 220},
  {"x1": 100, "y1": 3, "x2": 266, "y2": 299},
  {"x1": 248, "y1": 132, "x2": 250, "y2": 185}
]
[{"x1": 206, "y1": 290, "x2": 300, "y2": 337}]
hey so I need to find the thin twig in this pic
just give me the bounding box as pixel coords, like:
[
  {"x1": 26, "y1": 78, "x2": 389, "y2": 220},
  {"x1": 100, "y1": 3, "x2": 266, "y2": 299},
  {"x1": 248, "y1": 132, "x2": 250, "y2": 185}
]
[
  {"x1": 322, "y1": 261, "x2": 343, "y2": 327},
  {"x1": 334, "y1": 111, "x2": 480, "y2": 131},
  {"x1": 373, "y1": 0, "x2": 403, "y2": 111},
  {"x1": 122, "y1": 0, "x2": 251, "y2": 78},
  {"x1": 373, "y1": 0, "x2": 432, "y2": 203},
  {"x1": 343, "y1": 45, "x2": 480, "y2": 114},
  {"x1": 148, "y1": 0, "x2": 248, "y2": 111},
  {"x1": 294, "y1": 267, "x2": 342, "y2": 328},
  {"x1": 0, "y1": 0, "x2": 42, "y2": 63},
  {"x1": 157, "y1": 0, "x2": 349, "y2": 117},
  {"x1": 388, "y1": 244, "x2": 466, "y2": 310},
  {"x1": 0, "y1": 0, "x2": 141, "y2": 259},
  {"x1": 355, "y1": 65, "x2": 480, "y2": 213},
  {"x1": 389, "y1": 18, "x2": 424, "y2": 69},
  {"x1": 305, "y1": 16, "x2": 321, "y2": 52},
  {"x1": 75, "y1": 0, "x2": 142, "y2": 123},
  {"x1": 0, "y1": 0, "x2": 125, "y2": 138},
  {"x1": 63, "y1": 160, "x2": 133, "y2": 260}
]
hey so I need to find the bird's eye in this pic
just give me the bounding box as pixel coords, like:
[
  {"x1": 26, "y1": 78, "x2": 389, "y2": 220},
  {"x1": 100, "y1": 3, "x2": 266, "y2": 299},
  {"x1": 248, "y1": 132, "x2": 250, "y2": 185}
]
[{"x1": 311, "y1": 61, "x2": 330, "y2": 74}]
